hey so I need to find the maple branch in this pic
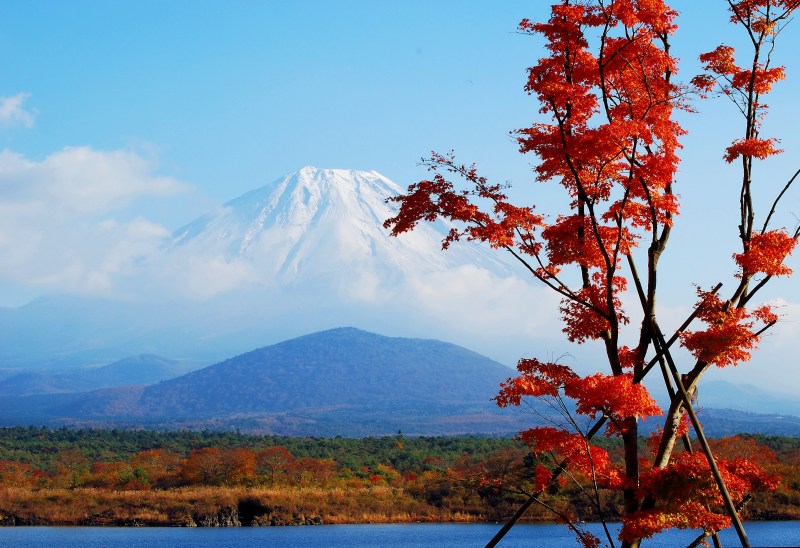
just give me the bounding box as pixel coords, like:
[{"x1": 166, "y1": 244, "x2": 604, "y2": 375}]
[
  {"x1": 485, "y1": 417, "x2": 608, "y2": 548},
  {"x1": 625, "y1": 253, "x2": 746, "y2": 544},
  {"x1": 687, "y1": 495, "x2": 752, "y2": 548},
  {"x1": 637, "y1": 281, "x2": 723, "y2": 380},
  {"x1": 626, "y1": 252, "x2": 722, "y2": 381},
  {"x1": 527, "y1": 494, "x2": 605, "y2": 548},
  {"x1": 728, "y1": 0, "x2": 760, "y2": 47},
  {"x1": 547, "y1": 98, "x2": 621, "y2": 303},
  {"x1": 578, "y1": 432, "x2": 617, "y2": 548},
  {"x1": 650, "y1": 324, "x2": 752, "y2": 547},
  {"x1": 502, "y1": 240, "x2": 606, "y2": 316},
  {"x1": 761, "y1": 167, "x2": 800, "y2": 232},
  {"x1": 411, "y1": 155, "x2": 617, "y2": 317}
]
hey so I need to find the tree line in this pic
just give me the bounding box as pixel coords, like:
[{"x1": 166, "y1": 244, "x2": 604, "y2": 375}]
[{"x1": 0, "y1": 428, "x2": 796, "y2": 526}]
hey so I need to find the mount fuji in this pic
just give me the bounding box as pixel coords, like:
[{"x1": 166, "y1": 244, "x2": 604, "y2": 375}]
[
  {"x1": 165, "y1": 166, "x2": 516, "y2": 298},
  {"x1": 0, "y1": 166, "x2": 552, "y2": 371}
]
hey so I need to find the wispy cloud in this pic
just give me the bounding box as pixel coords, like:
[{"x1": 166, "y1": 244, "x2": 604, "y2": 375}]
[
  {"x1": 0, "y1": 147, "x2": 188, "y2": 212},
  {"x1": 0, "y1": 146, "x2": 190, "y2": 296},
  {"x1": 0, "y1": 93, "x2": 36, "y2": 128}
]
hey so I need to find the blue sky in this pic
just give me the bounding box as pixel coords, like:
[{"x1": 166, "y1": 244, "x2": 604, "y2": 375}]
[
  {"x1": 1, "y1": 1, "x2": 544, "y2": 208},
  {"x1": 2, "y1": 1, "x2": 796, "y2": 209},
  {"x1": 0, "y1": 1, "x2": 799, "y2": 389}
]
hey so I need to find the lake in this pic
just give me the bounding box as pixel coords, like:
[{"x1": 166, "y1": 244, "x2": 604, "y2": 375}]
[{"x1": 0, "y1": 522, "x2": 797, "y2": 547}]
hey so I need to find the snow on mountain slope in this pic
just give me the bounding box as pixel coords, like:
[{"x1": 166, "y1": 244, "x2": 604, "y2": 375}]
[{"x1": 167, "y1": 166, "x2": 517, "y2": 298}]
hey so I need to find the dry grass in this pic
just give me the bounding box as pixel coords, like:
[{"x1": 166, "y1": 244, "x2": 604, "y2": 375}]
[{"x1": 0, "y1": 485, "x2": 488, "y2": 526}]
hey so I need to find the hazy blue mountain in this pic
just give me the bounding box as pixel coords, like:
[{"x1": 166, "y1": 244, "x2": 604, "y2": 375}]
[
  {"x1": 686, "y1": 408, "x2": 800, "y2": 438},
  {"x1": 695, "y1": 380, "x2": 800, "y2": 417},
  {"x1": 80, "y1": 354, "x2": 193, "y2": 387},
  {"x1": 0, "y1": 328, "x2": 533, "y2": 436},
  {"x1": 1, "y1": 327, "x2": 798, "y2": 438},
  {"x1": 0, "y1": 372, "x2": 66, "y2": 396},
  {"x1": 46, "y1": 327, "x2": 526, "y2": 436},
  {"x1": 0, "y1": 296, "x2": 226, "y2": 370},
  {"x1": 0, "y1": 354, "x2": 189, "y2": 397}
]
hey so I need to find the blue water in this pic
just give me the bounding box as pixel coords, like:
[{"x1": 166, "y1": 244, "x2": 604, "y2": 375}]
[{"x1": 0, "y1": 522, "x2": 796, "y2": 547}]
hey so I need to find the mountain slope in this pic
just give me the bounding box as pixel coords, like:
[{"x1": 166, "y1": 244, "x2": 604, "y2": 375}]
[
  {"x1": 135, "y1": 327, "x2": 510, "y2": 416},
  {"x1": 38, "y1": 328, "x2": 532, "y2": 436},
  {"x1": 695, "y1": 380, "x2": 800, "y2": 417},
  {"x1": 1, "y1": 328, "x2": 799, "y2": 437},
  {"x1": 170, "y1": 166, "x2": 514, "y2": 286}
]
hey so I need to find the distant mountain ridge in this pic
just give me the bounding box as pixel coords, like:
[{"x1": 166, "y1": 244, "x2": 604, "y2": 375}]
[
  {"x1": 47, "y1": 327, "x2": 527, "y2": 436},
  {"x1": 0, "y1": 327, "x2": 798, "y2": 438},
  {"x1": 134, "y1": 327, "x2": 508, "y2": 415},
  {"x1": 694, "y1": 380, "x2": 800, "y2": 417},
  {"x1": 0, "y1": 355, "x2": 189, "y2": 397}
]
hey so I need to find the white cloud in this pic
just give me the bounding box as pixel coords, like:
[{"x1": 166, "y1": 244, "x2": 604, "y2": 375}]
[
  {"x1": 0, "y1": 93, "x2": 36, "y2": 128},
  {"x1": 0, "y1": 147, "x2": 188, "y2": 213},
  {"x1": 175, "y1": 256, "x2": 262, "y2": 300},
  {"x1": 388, "y1": 265, "x2": 566, "y2": 365},
  {"x1": 0, "y1": 147, "x2": 191, "y2": 297}
]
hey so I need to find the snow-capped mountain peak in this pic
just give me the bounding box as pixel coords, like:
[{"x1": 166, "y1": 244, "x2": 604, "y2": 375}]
[{"x1": 169, "y1": 166, "x2": 517, "y2": 295}]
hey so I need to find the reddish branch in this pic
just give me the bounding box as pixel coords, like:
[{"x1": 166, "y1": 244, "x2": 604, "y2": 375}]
[{"x1": 385, "y1": 1, "x2": 798, "y2": 547}]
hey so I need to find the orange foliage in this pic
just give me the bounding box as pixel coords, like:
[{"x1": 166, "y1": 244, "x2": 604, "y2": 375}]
[
  {"x1": 623, "y1": 446, "x2": 780, "y2": 541},
  {"x1": 734, "y1": 229, "x2": 797, "y2": 277},
  {"x1": 0, "y1": 461, "x2": 36, "y2": 488},
  {"x1": 680, "y1": 290, "x2": 776, "y2": 367},
  {"x1": 724, "y1": 138, "x2": 783, "y2": 163},
  {"x1": 131, "y1": 449, "x2": 182, "y2": 488},
  {"x1": 564, "y1": 373, "x2": 662, "y2": 423},
  {"x1": 384, "y1": 0, "x2": 798, "y2": 544},
  {"x1": 256, "y1": 445, "x2": 297, "y2": 485}
]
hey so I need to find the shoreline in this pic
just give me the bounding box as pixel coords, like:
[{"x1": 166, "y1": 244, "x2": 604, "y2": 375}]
[{"x1": 0, "y1": 486, "x2": 796, "y2": 528}]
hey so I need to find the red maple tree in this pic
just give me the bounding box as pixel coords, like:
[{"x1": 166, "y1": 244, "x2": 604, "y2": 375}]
[{"x1": 385, "y1": 1, "x2": 798, "y2": 547}]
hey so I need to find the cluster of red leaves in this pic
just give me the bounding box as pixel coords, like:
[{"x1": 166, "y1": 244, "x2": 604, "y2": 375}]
[
  {"x1": 622, "y1": 447, "x2": 780, "y2": 542},
  {"x1": 559, "y1": 277, "x2": 629, "y2": 343},
  {"x1": 383, "y1": 152, "x2": 545, "y2": 252},
  {"x1": 724, "y1": 137, "x2": 783, "y2": 163},
  {"x1": 621, "y1": 502, "x2": 730, "y2": 543},
  {"x1": 728, "y1": 0, "x2": 798, "y2": 32},
  {"x1": 495, "y1": 358, "x2": 579, "y2": 405},
  {"x1": 694, "y1": 45, "x2": 785, "y2": 96},
  {"x1": 680, "y1": 290, "x2": 775, "y2": 367},
  {"x1": 542, "y1": 215, "x2": 637, "y2": 270},
  {"x1": 692, "y1": 2, "x2": 791, "y2": 163},
  {"x1": 572, "y1": 528, "x2": 602, "y2": 548},
  {"x1": 518, "y1": 0, "x2": 683, "y2": 233},
  {"x1": 497, "y1": 358, "x2": 661, "y2": 426},
  {"x1": 533, "y1": 463, "x2": 553, "y2": 492},
  {"x1": 617, "y1": 344, "x2": 642, "y2": 370},
  {"x1": 517, "y1": 426, "x2": 624, "y2": 489},
  {"x1": 734, "y1": 229, "x2": 797, "y2": 277},
  {"x1": 564, "y1": 373, "x2": 662, "y2": 422}
]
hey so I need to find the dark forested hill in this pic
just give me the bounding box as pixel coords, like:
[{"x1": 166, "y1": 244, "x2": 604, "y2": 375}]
[
  {"x1": 2, "y1": 328, "x2": 799, "y2": 438},
  {"x1": 136, "y1": 326, "x2": 513, "y2": 415},
  {"x1": 20, "y1": 328, "x2": 529, "y2": 436}
]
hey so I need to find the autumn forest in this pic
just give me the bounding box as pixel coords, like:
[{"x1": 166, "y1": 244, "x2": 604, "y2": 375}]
[{"x1": 0, "y1": 428, "x2": 796, "y2": 528}]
